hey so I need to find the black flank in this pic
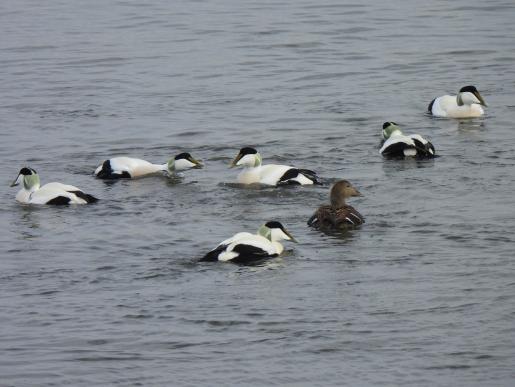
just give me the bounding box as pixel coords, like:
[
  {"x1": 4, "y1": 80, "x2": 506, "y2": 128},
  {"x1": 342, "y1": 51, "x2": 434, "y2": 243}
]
[
  {"x1": 96, "y1": 160, "x2": 131, "y2": 179},
  {"x1": 381, "y1": 142, "x2": 415, "y2": 159},
  {"x1": 46, "y1": 196, "x2": 72, "y2": 205},
  {"x1": 229, "y1": 244, "x2": 274, "y2": 264},
  {"x1": 298, "y1": 168, "x2": 320, "y2": 184},
  {"x1": 69, "y1": 190, "x2": 99, "y2": 203},
  {"x1": 278, "y1": 168, "x2": 319, "y2": 185}
]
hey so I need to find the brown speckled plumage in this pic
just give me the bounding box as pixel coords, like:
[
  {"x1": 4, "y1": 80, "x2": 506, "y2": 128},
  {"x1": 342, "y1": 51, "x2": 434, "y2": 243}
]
[{"x1": 308, "y1": 180, "x2": 364, "y2": 230}]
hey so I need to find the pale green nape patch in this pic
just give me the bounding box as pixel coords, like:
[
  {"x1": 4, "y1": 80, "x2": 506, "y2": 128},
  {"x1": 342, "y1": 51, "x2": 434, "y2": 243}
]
[
  {"x1": 167, "y1": 158, "x2": 175, "y2": 173},
  {"x1": 23, "y1": 173, "x2": 40, "y2": 190},
  {"x1": 382, "y1": 123, "x2": 403, "y2": 139},
  {"x1": 257, "y1": 224, "x2": 271, "y2": 240},
  {"x1": 254, "y1": 153, "x2": 262, "y2": 167},
  {"x1": 457, "y1": 93, "x2": 464, "y2": 106}
]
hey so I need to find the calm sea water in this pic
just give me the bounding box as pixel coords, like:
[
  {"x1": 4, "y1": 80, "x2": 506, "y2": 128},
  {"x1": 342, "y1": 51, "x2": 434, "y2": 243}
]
[{"x1": 1, "y1": 0, "x2": 515, "y2": 386}]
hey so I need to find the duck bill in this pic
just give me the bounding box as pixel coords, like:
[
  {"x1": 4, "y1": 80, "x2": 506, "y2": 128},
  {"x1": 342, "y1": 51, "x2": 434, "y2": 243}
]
[
  {"x1": 284, "y1": 229, "x2": 298, "y2": 243},
  {"x1": 10, "y1": 174, "x2": 20, "y2": 187},
  {"x1": 189, "y1": 157, "x2": 203, "y2": 169},
  {"x1": 474, "y1": 91, "x2": 487, "y2": 107},
  {"x1": 353, "y1": 188, "x2": 363, "y2": 197},
  {"x1": 229, "y1": 153, "x2": 242, "y2": 168}
]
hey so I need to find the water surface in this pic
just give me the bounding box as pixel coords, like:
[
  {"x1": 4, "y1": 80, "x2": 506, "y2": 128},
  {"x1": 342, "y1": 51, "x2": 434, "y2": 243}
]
[{"x1": 1, "y1": 0, "x2": 515, "y2": 385}]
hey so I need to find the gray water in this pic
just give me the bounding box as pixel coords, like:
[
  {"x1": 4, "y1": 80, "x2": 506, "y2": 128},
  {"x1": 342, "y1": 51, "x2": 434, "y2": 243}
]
[{"x1": 1, "y1": 0, "x2": 515, "y2": 385}]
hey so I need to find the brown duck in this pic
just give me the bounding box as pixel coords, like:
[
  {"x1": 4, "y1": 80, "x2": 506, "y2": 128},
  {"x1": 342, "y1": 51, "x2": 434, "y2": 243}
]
[{"x1": 308, "y1": 180, "x2": 364, "y2": 229}]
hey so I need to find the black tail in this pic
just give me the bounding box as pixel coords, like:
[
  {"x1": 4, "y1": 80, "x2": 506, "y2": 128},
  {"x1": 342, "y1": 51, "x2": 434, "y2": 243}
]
[
  {"x1": 199, "y1": 245, "x2": 226, "y2": 262},
  {"x1": 427, "y1": 98, "x2": 436, "y2": 113},
  {"x1": 95, "y1": 160, "x2": 112, "y2": 179}
]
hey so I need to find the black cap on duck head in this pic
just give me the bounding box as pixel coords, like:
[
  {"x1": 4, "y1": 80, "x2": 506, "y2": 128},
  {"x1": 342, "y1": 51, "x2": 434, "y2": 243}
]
[
  {"x1": 459, "y1": 85, "x2": 478, "y2": 93},
  {"x1": 11, "y1": 167, "x2": 38, "y2": 187},
  {"x1": 261, "y1": 220, "x2": 297, "y2": 243},
  {"x1": 169, "y1": 152, "x2": 202, "y2": 171},
  {"x1": 20, "y1": 167, "x2": 36, "y2": 175},
  {"x1": 239, "y1": 147, "x2": 258, "y2": 156},
  {"x1": 230, "y1": 147, "x2": 260, "y2": 168},
  {"x1": 382, "y1": 122, "x2": 398, "y2": 129},
  {"x1": 265, "y1": 220, "x2": 285, "y2": 230},
  {"x1": 458, "y1": 85, "x2": 487, "y2": 107},
  {"x1": 175, "y1": 152, "x2": 193, "y2": 160}
]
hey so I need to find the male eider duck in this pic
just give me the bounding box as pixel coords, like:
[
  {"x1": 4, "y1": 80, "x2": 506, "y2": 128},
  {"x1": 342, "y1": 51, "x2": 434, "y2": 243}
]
[
  {"x1": 200, "y1": 221, "x2": 297, "y2": 263},
  {"x1": 380, "y1": 122, "x2": 435, "y2": 159},
  {"x1": 308, "y1": 180, "x2": 364, "y2": 230},
  {"x1": 11, "y1": 167, "x2": 98, "y2": 205},
  {"x1": 229, "y1": 147, "x2": 319, "y2": 186},
  {"x1": 95, "y1": 152, "x2": 202, "y2": 179},
  {"x1": 428, "y1": 85, "x2": 487, "y2": 118}
]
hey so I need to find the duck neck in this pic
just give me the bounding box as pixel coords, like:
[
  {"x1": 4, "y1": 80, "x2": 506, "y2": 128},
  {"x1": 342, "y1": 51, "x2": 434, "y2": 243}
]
[
  {"x1": 456, "y1": 93, "x2": 464, "y2": 106},
  {"x1": 272, "y1": 241, "x2": 284, "y2": 254},
  {"x1": 164, "y1": 159, "x2": 175, "y2": 173},
  {"x1": 330, "y1": 193, "x2": 347, "y2": 209},
  {"x1": 257, "y1": 225, "x2": 272, "y2": 240},
  {"x1": 252, "y1": 153, "x2": 262, "y2": 167},
  {"x1": 24, "y1": 175, "x2": 40, "y2": 193}
]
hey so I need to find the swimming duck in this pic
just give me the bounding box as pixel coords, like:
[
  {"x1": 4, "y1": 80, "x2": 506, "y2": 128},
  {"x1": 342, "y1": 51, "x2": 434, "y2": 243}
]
[
  {"x1": 94, "y1": 152, "x2": 202, "y2": 179},
  {"x1": 11, "y1": 167, "x2": 98, "y2": 205},
  {"x1": 200, "y1": 221, "x2": 297, "y2": 263},
  {"x1": 307, "y1": 180, "x2": 364, "y2": 229},
  {"x1": 428, "y1": 85, "x2": 487, "y2": 118},
  {"x1": 229, "y1": 147, "x2": 319, "y2": 185},
  {"x1": 380, "y1": 122, "x2": 435, "y2": 159}
]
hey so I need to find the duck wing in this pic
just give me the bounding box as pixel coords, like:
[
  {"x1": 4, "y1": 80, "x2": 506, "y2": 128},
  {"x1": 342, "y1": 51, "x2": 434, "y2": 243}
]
[
  {"x1": 220, "y1": 235, "x2": 278, "y2": 263},
  {"x1": 380, "y1": 135, "x2": 417, "y2": 158},
  {"x1": 308, "y1": 205, "x2": 364, "y2": 229},
  {"x1": 409, "y1": 134, "x2": 435, "y2": 158},
  {"x1": 31, "y1": 183, "x2": 97, "y2": 205},
  {"x1": 277, "y1": 168, "x2": 320, "y2": 185},
  {"x1": 200, "y1": 232, "x2": 254, "y2": 261}
]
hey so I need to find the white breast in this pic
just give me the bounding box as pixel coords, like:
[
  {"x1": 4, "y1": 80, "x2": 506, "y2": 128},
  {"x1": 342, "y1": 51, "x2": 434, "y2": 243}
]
[{"x1": 432, "y1": 95, "x2": 484, "y2": 118}]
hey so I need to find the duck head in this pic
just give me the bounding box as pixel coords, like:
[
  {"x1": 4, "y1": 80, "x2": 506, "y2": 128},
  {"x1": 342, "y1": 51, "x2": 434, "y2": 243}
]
[
  {"x1": 258, "y1": 221, "x2": 298, "y2": 243},
  {"x1": 457, "y1": 85, "x2": 487, "y2": 107},
  {"x1": 168, "y1": 152, "x2": 203, "y2": 172},
  {"x1": 11, "y1": 167, "x2": 40, "y2": 191},
  {"x1": 382, "y1": 122, "x2": 403, "y2": 140},
  {"x1": 229, "y1": 147, "x2": 262, "y2": 168},
  {"x1": 330, "y1": 180, "x2": 362, "y2": 208}
]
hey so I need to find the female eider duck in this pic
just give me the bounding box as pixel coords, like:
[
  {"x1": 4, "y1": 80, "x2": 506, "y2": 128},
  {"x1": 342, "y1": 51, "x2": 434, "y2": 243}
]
[
  {"x1": 95, "y1": 152, "x2": 202, "y2": 179},
  {"x1": 428, "y1": 85, "x2": 487, "y2": 118},
  {"x1": 200, "y1": 221, "x2": 297, "y2": 263},
  {"x1": 380, "y1": 122, "x2": 435, "y2": 159},
  {"x1": 229, "y1": 147, "x2": 319, "y2": 186},
  {"x1": 11, "y1": 167, "x2": 98, "y2": 205},
  {"x1": 308, "y1": 180, "x2": 364, "y2": 230}
]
